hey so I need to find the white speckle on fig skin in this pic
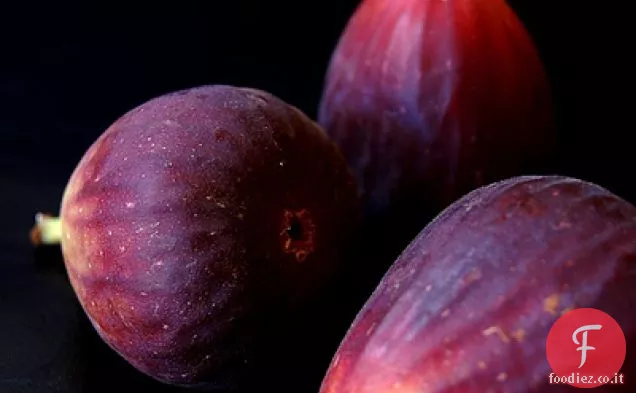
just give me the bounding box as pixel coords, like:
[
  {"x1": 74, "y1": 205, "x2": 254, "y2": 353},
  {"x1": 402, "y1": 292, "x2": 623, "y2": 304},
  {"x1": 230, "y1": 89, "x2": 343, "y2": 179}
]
[{"x1": 58, "y1": 85, "x2": 361, "y2": 388}]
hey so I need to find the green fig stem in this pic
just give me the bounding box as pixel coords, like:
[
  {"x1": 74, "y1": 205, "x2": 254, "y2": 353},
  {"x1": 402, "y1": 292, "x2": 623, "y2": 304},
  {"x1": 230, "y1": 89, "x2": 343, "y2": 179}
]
[{"x1": 30, "y1": 213, "x2": 62, "y2": 246}]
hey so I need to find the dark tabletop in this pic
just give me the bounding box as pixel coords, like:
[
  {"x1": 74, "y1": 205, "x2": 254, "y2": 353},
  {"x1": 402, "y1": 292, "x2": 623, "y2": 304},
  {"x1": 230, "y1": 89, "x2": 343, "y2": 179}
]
[{"x1": 0, "y1": 1, "x2": 632, "y2": 392}]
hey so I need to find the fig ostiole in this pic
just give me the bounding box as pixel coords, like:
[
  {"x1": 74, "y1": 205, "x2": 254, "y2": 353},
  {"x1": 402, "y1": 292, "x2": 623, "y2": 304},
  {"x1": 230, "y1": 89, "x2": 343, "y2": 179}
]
[
  {"x1": 33, "y1": 85, "x2": 361, "y2": 390},
  {"x1": 320, "y1": 175, "x2": 636, "y2": 393}
]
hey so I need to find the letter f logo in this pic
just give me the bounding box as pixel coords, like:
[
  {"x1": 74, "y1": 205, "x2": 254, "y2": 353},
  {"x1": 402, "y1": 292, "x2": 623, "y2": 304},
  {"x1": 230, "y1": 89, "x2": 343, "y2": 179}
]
[
  {"x1": 547, "y1": 308, "x2": 626, "y2": 388},
  {"x1": 572, "y1": 324, "x2": 602, "y2": 368}
]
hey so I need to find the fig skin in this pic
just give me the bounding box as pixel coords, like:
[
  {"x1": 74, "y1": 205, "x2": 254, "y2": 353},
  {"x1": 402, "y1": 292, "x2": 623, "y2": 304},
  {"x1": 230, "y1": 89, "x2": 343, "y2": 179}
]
[
  {"x1": 318, "y1": 0, "x2": 556, "y2": 266},
  {"x1": 320, "y1": 176, "x2": 636, "y2": 393},
  {"x1": 58, "y1": 85, "x2": 360, "y2": 389}
]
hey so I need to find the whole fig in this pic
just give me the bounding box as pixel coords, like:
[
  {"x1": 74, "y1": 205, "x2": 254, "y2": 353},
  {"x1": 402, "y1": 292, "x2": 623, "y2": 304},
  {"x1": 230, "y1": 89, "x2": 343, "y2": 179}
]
[
  {"x1": 319, "y1": 0, "x2": 556, "y2": 267},
  {"x1": 38, "y1": 85, "x2": 360, "y2": 389}
]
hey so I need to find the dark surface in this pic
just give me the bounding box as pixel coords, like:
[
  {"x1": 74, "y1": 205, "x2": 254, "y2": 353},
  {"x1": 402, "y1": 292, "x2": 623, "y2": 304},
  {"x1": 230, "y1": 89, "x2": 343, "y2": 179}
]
[{"x1": 0, "y1": 1, "x2": 631, "y2": 392}]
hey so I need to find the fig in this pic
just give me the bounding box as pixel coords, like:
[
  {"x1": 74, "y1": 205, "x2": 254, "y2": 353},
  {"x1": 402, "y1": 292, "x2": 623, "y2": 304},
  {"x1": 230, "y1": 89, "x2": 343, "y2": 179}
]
[
  {"x1": 33, "y1": 85, "x2": 360, "y2": 389},
  {"x1": 319, "y1": 0, "x2": 556, "y2": 264},
  {"x1": 320, "y1": 175, "x2": 636, "y2": 393}
]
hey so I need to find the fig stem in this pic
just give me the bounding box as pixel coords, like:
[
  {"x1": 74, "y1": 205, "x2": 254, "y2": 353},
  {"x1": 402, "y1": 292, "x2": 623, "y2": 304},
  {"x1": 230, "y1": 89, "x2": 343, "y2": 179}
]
[{"x1": 30, "y1": 213, "x2": 62, "y2": 246}]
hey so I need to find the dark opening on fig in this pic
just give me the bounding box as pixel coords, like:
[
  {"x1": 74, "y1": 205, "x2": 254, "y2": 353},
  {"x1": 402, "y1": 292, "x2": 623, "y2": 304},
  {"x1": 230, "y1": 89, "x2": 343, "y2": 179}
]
[
  {"x1": 287, "y1": 219, "x2": 304, "y2": 240},
  {"x1": 280, "y1": 209, "x2": 316, "y2": 262}
]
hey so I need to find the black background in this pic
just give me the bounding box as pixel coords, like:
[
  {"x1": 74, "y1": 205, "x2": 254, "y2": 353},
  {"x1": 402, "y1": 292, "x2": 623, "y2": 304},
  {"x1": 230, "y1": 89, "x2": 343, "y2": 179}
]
[{"x1": 0, "y1": 1, "x2": 631, "y2": 392}]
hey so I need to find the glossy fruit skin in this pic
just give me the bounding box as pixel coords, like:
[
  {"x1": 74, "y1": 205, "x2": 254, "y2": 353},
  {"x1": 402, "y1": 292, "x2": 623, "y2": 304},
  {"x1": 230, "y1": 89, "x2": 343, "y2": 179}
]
[
  {"x1": 319, "y1": 0, "x2": 555, "y2": 262},
  {"x1": 59, "y1": 85, "x2": 360, "y2": 389},
  {"x1": 320, "y1": 176, "x2": 636, "y2": 393}
]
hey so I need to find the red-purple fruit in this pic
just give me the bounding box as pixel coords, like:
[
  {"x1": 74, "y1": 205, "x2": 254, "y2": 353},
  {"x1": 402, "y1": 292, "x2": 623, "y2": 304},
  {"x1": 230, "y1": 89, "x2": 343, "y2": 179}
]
[
  {"x1": 320, "y1": 175, "x2": 636, "y2": 393},
  {"x1": 34, "y1": 85, "x2": 360, "y2": 389},
  {"x1": 319, "y1": 0, "x2": 555, "y2": 259}
]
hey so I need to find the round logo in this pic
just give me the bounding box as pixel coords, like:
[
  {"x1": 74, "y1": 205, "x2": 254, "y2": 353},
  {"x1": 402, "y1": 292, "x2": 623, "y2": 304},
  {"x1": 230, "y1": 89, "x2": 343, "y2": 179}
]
[{"x1": 546, "y1": 308, "x2": 626, "y2": 388}]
